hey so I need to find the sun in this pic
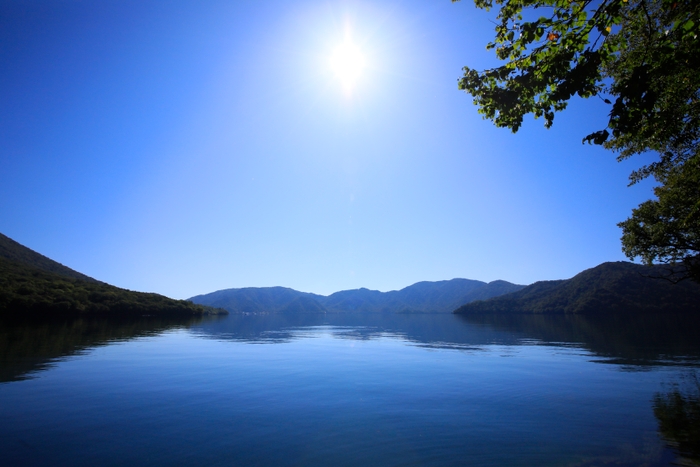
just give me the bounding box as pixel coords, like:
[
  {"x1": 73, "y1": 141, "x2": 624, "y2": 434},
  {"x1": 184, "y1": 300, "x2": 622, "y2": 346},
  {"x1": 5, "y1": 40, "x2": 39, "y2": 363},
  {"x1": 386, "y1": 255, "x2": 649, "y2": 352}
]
[{"x1": 330, "y1": 39, "x2": 365, "y2": 93}]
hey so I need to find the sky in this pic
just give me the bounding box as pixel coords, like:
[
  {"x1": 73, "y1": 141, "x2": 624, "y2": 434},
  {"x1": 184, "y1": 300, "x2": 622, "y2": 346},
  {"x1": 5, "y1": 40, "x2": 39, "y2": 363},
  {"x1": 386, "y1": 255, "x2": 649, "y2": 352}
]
[{"x1": 0, "y1": 0, "x2": 657, "y2": 299}]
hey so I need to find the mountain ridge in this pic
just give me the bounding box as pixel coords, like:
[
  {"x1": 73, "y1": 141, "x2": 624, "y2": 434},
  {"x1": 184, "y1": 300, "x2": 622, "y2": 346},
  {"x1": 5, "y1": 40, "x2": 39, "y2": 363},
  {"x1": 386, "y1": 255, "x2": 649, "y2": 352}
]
[
  {"x1": 0, "y1": 233, "x2": 226, "y2": 318},
  {"x1": 8, "y1": 231, "x2": 696, "y2": 318},
  {"x1": 189, "y1": 278, "x2": 526, "y2": 314},
  {"x1": 0, "y1": 233, "x2": 97, "y2": 283},
  {"x1": 454, "y1": 261, "x2": 700, "y2": 314}
]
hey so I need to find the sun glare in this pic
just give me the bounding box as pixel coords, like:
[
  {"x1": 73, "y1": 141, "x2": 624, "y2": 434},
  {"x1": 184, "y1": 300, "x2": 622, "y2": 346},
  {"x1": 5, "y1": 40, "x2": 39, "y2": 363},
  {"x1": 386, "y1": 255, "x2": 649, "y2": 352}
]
[{"x1": 330, "y1": 39, "x2": 365, "y2": 93}]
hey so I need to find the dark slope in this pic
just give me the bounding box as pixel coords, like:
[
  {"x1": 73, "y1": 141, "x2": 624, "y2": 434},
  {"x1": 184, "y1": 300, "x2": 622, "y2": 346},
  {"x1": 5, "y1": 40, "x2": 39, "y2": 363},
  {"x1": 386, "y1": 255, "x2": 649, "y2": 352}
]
[
  {"x1": 190, "y1": 278, "x2": 526, "y2": 314},
  {"x1": 0, "y1": 233, "x2": 95, "y2": 282},
  {"x1": 0, "y1": 233, "x2": 225, "y2": 318},
  {"x1": 454, "y1": 262, "x2": 700, "y2": 314}
]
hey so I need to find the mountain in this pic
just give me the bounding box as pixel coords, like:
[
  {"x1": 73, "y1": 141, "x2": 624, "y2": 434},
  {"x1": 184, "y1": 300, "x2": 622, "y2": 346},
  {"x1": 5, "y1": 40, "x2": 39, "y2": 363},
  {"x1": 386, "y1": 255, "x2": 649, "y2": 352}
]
[
  {"x1": 189, "y1": 278, "x2": 526, "y2": 314},
  {"x1": 0, "y1": 233, "x2": 96, "y2": 282},
  {"x1": 189, "y1": 286, "x2": 326, "y2": 314},
  {"x1": 454, "y1": 261, "x2": 700, "y2": 314},
  {"x1": 0, "y1": 233, "x2": 226, "y2": 319}
]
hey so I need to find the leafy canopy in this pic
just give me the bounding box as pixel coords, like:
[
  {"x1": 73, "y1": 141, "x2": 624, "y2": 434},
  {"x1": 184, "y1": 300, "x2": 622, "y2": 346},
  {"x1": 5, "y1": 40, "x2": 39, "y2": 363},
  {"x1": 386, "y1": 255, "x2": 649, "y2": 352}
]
[
  {"x1": 455, "y1": 0, "x2": 700, "y2": 281},
  {"x1": 619, "y1": 156, "x2": 700, "y2": 282}
]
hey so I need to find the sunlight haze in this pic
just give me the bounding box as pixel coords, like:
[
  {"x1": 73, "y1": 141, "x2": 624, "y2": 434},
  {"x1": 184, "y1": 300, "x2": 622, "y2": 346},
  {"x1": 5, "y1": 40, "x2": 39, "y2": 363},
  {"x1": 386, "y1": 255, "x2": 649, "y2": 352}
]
[{"x1": 330, "y1": 31, "x2": 366, "y2": 93}]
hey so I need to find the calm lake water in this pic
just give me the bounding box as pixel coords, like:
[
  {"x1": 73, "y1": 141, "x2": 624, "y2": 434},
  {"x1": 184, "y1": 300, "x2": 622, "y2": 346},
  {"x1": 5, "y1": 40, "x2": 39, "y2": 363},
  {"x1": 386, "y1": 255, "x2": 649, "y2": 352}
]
[{"x1": 1, "y1": 312, "x2": 699, "y2": 466}]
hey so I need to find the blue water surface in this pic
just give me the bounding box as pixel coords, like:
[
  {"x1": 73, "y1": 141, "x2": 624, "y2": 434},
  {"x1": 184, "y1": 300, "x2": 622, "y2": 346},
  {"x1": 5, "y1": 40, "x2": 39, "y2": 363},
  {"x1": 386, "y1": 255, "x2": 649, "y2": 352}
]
[{"x1": 0, "y1": 313, "x2": 698, "y2": 466}]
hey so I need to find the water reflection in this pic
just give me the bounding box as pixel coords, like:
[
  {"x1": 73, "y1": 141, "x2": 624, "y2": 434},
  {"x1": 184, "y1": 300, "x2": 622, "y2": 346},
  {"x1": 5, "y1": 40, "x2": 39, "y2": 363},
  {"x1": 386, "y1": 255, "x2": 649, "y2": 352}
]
[
  {"x1": 653, "y1": 372, "x2": 700, "y2": 466},
  {"x1": 189, "y1": 312, "x2": 700, "y2": 368},
  {"x1": 0, "y1": 315, "x2": 208, "y2": 383},
  {"x1": 189, "y1": 313, "x2": 521, "y2": 350},
  {"x1": 1, "y1": 312, "x2": 699, "y2": 467},
  {"x1": 2, "y1": 312, "x2": 700, "y2": 383},
  {"x1": 458, "y1": 313, "x2": 700, "y2": 367}
]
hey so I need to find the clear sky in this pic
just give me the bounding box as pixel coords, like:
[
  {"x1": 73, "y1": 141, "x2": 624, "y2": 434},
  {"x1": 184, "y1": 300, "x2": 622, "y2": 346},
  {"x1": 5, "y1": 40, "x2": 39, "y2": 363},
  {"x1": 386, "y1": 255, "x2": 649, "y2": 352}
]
[{"x1": 0, "y1": 0, "x2": 656, "y2": 299}]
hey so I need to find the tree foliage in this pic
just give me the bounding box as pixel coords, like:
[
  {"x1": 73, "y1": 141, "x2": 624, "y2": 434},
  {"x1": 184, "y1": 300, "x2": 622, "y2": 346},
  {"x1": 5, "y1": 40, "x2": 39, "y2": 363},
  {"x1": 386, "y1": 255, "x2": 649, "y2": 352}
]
[
  {"x1": 455, "y1": 0, "x2": 700, "y2": 280},
  {"x1": 619, "y1": 155, "x2": 700, "y2": 281}
]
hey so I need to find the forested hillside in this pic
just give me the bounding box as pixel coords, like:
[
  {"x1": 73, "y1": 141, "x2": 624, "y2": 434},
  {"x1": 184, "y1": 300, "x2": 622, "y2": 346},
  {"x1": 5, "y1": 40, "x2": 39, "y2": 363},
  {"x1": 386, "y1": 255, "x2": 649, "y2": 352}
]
[
  {"x1": 0, "y1": 233, "x2": 225, "y2": 318},
  {"x1": 454, "y1": 262, "x2": 700, "y2": 314}
]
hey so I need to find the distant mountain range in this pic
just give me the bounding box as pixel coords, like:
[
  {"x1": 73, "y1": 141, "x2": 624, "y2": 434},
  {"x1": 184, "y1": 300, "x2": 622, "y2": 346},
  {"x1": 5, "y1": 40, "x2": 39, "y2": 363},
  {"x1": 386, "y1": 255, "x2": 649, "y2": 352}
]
[
  {"x1": 4, "y1": 231, "x2": 699, "y2": 318},
  {"x1": 0, "y1": 233, "x2": 225, "y2": 318},
  {"x1": 454, "y1": 262, "x2": 700, "y2": 314},
  {"x1": 189, "y1": 279, "x2": 526, "y2": 314}
]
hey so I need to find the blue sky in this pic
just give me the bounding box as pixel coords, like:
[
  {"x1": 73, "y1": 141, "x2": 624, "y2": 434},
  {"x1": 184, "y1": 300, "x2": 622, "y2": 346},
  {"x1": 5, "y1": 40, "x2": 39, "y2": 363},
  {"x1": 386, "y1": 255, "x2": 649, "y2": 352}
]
[{"x1": 0, "y1": 0, "x2": 656, "y2": 299}]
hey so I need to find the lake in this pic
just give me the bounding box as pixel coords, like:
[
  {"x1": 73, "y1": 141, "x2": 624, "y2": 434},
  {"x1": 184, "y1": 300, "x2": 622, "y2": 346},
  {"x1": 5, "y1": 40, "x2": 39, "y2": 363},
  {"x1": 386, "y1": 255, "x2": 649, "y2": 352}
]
[{"x1": 1, "y1": 312, "x2": 699, "y2": 466}]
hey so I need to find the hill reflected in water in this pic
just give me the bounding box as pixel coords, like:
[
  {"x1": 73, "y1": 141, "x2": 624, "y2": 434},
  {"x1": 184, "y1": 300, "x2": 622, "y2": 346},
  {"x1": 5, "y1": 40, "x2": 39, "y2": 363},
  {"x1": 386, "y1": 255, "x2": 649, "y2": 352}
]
[
  {"x1": 3, "y1": 312, "x2": 699, "y2": 384},
  {"x1": 0, "y1": 315, "x2": 209, "y2": 383},
  {"x1": 458, "y1": 313, "x2": 700, "y2": 368},
  {"x1": 2, "y1": 312, "x2": 700, "y2": 466},
  {"x1": 189, "y1": 312, "x2": 700, "y2": 368}
]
